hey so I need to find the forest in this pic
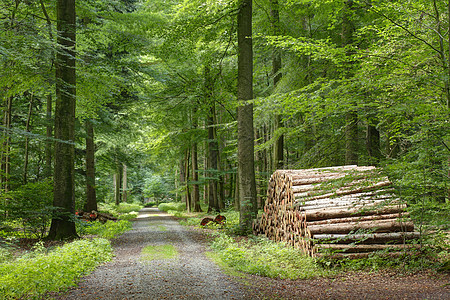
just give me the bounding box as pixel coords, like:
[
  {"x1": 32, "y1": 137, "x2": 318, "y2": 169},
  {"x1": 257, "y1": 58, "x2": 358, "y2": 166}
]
[{"x1": 0, "y1": 0, "x2": 449, "y2": 271}]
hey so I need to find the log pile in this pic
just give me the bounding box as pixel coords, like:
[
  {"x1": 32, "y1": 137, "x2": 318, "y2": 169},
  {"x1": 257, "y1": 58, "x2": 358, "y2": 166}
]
[{"x1": 253, "y1": 165, "x2": 419, "y2": 258}]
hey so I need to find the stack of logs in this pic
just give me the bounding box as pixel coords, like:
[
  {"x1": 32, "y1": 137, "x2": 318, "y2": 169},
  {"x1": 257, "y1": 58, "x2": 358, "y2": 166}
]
[{"x1": 253, "y1": 165, "x2": 420, "y2": 258}]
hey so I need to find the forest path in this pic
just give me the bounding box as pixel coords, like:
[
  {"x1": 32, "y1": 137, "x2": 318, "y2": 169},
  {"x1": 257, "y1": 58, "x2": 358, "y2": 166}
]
[{"x1": 57, "y1": 207, "x2": 249, "y2": 299}]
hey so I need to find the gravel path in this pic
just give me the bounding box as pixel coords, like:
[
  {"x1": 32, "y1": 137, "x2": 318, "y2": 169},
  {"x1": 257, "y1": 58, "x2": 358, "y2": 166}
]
[
  {"x1": 56, "y1": 207, "x2": 249, "y2": 299},
  {"x1": 54, "y1": 207, "x2": 450, "y2": 300}
]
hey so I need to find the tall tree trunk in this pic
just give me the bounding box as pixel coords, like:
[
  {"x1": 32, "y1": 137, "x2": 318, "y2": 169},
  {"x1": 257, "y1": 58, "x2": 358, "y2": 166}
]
[
  {"x1": 191, "y1": 142, "x2": 202, "y2": 212},
  {"x1": 366, "y1": 117, "x2": 381, "y2": 166},
  {"x1": 47, "y1": 0, "x2": 78, "y2": 240},
  {"x1": 184, "y1": 148, "x2": 191, "y2": 213},
  {"x1": 114, "y1": 162, "x2": 122, "y2": 205},
  {"x1": 237, "y1": 0, "x2": 257, "y2": 233},
  {"x1": 84, "y1": 119, "x2": 97, "y2": 212},
  {"x1": 191, "y1": 106, "x2": 202, "y2": 212},
  {"x1": 343, "y1": 0, "x2": 358, "y2": 165},
  {"x1": 1, "y1": 96, "x2": 12, "y2": 194},
  {"x1": 44, "y1": 94, "x2": 53, "y2": 178},
  {"x1": 122, "y1": 164, "x2": 127, "y2": 203},
  {"x1": 207, "y1": 108, "x2": 219, "y2": 212},
  {"x1": 23, "y1": 93, "x2": 34, "y2": 185},
  {"x1": 271, "y1": 0, "x2": 284, "y2": 170}
]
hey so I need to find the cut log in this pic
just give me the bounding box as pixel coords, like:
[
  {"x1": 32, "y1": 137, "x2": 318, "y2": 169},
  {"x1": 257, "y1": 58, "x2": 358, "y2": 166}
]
[
  {"x1": 308, "y1": 219, "x2": 414, "y2": 235},
  {"x1": 306, "y1": 213, "x2": 408, "y2": 226},
  {"x1": 316, "y1": 243, "x2": 420, "y2": 253},
  {"x1": 304, "y1": 205, "x2": 407, "y2": 221},
  {"x1": 313, "y1": 232, "x2": 421, "y2": 244}
]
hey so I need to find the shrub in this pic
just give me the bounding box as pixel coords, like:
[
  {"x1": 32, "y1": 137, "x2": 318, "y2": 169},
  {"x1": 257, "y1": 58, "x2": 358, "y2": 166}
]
[
  {"x1": 0, "y1": 180, "x2": 53, "y2": 238},
  {"x1": 0, "y1": 238, "x2": 113, "y2": 299}
]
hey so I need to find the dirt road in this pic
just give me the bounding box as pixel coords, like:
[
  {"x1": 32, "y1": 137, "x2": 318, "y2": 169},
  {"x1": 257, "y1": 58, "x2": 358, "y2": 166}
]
[{"x1": 57, "y1": 207, "x2": 249, "y2": 299}]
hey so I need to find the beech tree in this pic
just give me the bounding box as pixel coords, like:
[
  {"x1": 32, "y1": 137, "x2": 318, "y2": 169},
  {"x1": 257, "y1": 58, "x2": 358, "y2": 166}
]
[{"x1": 237, "y1": 0, "x2": 257, "y2": 232}]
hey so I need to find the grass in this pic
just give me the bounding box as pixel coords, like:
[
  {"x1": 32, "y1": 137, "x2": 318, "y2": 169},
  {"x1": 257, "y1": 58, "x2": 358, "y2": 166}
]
[
  {"x1": 140, "y1": 244, "x2": 178, "y2": 261},
  {"x1": 0, "y1": 238, "x2": 113, "y2": 299},
  {"x1": 76, "y1": 219, "x2": 133, "y2": 239},
  {"x1": 210, "y1": 233, "x2": 332, "y2": 280}
]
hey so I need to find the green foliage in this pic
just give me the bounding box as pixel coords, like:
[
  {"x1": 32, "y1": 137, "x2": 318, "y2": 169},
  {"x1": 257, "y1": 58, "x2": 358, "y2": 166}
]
[
  {"x1": 77, "y1": 220, "x2": 132, "y2": 239},
  {"x1": 0, "y1": 180, "x2": 54, "y2": 238},
  {"x1": 210, "y1": 233, "x2": 331, "y2": 279},
  {"x1": 158, "y1": 202, "x2": 186, "y2": 212},
  {"x1": 0, "y1": 238, "x2": 113, "y2": 299},
  {"x1": 97, "y1": 202, "x2": 143, "y2": 216}
]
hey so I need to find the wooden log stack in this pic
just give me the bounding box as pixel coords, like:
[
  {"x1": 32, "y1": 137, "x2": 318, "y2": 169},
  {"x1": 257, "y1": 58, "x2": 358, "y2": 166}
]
[{"x1": 253, "y1": 165, "x2": 420, "y2": 258}]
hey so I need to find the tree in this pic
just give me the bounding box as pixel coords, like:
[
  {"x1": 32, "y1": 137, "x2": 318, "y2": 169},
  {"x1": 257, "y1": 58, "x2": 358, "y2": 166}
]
[
  {"x1": 237, "y1": 0, "x2": 257, "y2": 233},
  {"x1": 84, "y1": 119, "x2": 97, "y2": 212},
  {"x1": 47, "y1": 0, "x2": 78, "y2": 240}
]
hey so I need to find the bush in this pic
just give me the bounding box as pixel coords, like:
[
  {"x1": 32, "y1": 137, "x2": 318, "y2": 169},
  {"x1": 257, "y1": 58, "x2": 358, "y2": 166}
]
[
  {"x1": 0, "y1": 180, "x2": 53, "y2": 238},
  {"x1": 158, "y1": 202, "x2": 185, "y2": 212},
  {"x1": 0, "y1": 238, "x2": 113, "y2": 299}
]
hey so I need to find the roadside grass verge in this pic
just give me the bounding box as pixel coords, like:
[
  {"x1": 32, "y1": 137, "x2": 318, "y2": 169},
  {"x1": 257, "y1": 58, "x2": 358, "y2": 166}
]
[
  {"x1": 210, "y1": 233, "x2": 332, "y2": 279},
  {"x1": 0, "y1": 238, "x2": 113, "y2": 299},
  {"x1": 76, "y1": 219, "x2": 133, "y2": 239},
  {"x1": 171, "y1": 205, "x2": 331, "y2": 280}
]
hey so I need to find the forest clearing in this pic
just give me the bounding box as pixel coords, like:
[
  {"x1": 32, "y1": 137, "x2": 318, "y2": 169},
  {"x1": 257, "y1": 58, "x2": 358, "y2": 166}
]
[{"x1": 1, "y1": 0, "x2": 450, "y2": 299}]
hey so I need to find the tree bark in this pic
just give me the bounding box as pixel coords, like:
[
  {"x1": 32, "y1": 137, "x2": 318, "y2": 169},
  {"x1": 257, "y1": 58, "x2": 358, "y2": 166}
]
[
  {"x1": 84, "y1": 119, "x2": 97, "y2": 212},
  {"x1": 343, "y1": 0, "x2": 358, "y2": 165},
  {"x1": 1, "y1": 96, "x2": 12, "y2": 194},
  {"x1": 191, "y1": 106, "x2": 202, "y2": 212},
  {"x1": 47, "y1": 0, "x2": 78, "y2": 240},
  {"x1": 122, "y1": 163, "x2": 127, "y2": 203},
  {"x1": 184, "y1": 148, "x2": 191, "y2": 213},
  {"x1": 271, "y1": 0, "x2": 283, "y2": 170},
  {"x1": 207, "y1": 103, "x2": 219, "y2": 212},
  {"x1": 23, "y1": 93, "x2": 34, "y2": 185},
  {"x1": 237, "y1": 0, "x2": 257, "y2": 233},
  {"x1": 44, "y1": 94, "x2": 53, "y2": 178},
  {"x1": 114, "y1": 162, "x2": 122, "y2": 205}
]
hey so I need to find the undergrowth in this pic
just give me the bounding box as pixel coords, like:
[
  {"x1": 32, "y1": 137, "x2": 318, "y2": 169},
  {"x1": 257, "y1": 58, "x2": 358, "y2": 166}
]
[
  {"x1": 0, "y1": 238, "x2": 113, "y2": 299},
  {"x1": 76, "y1": 219, "x2": 133, "y2": 239},
  {"x1": 210, "y1": 233, "x2": 331, "y2": 279}
]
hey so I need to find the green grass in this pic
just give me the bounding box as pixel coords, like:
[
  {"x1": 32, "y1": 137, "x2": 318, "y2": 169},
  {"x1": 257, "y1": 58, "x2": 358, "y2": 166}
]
[
  {"x1": 0, "y1": 238, "x2": 113, "y2": 299},
  {"x1": 210, "y1": 233, "x2": 332, "y2": 280},
  {"x1": 140, "y1": 244, "x2": 178, "y2": 261},
  {"x1": 77, "y1": 220, "x2": 133, "y2": 239}
]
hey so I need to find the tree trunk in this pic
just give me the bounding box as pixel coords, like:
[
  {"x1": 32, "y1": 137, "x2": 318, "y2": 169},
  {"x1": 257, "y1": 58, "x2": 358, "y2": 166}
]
[
  {"x1": 184, "y1": 148, "x2": 191, "y2": 213},
  {"x1": 207, "y1": 104, "x2": 219, "y2": 212},
  {"x1": 366, "y1": 119, "x2": 381, "y2": 166},
  {"x1": 84, "y1": 119, "x2": 97, "y2": 212},
  {"x1": 191, "y1": 141, "x2": 202, "y2": 212},
  {"x1": 47, "y1": 0, "x2": 78, "y2": 240},
  {"x1": 114, "y1": 161, "x2": 122, "y2": 205},
  {"x1": 23, "y1": 93, "x2": 34, "y2": 185},
  {"x1": 1, "y1": 96, "x2": 12, "y2": 194},
  {"x1": 343, "y1": 0, "x2": 358, "y2": 165},
  {"x1": 191, "y1": 106, "x2": 202, "y2": 212},
  {"x1": 44, "y1": 94, "x2": 53, "y2": 178},
  {"x1": 271, "y1": 0, "x2": 283, "y2": 170},
  {"x1": 122, "y1": 163, "x2": 127, "y2": 203},
  {"x1": 237, "y1": 0, "x2": 257, "y2": 233}
]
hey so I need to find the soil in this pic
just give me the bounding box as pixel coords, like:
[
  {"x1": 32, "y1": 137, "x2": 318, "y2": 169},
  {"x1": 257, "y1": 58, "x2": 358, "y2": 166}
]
[{"x1": 51, "y1": 207, "x2": 449, "y2": 300}]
